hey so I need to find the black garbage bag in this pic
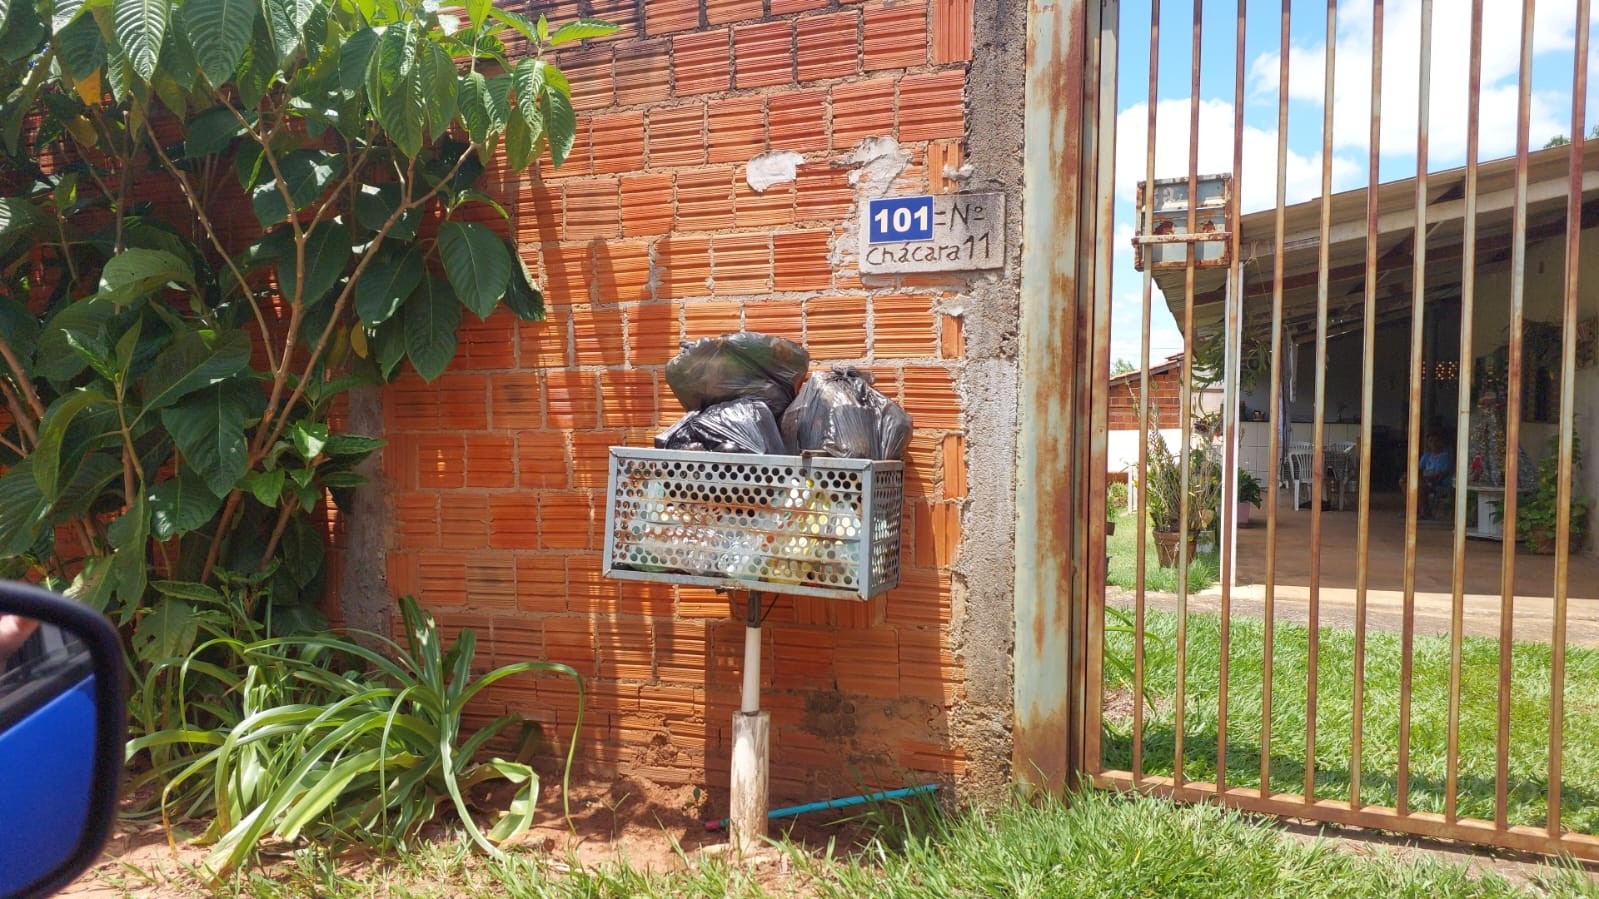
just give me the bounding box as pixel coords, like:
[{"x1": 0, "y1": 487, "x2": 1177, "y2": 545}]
[
  {"x1": 655, "y1": 398, "x2": 786, "y2": 455},
  {"x1": 665, "y1": 332, "x2": 810, "y2": 415},
  {"x1": 781, "y1": 366, "x2": 914, "y2": 460}
]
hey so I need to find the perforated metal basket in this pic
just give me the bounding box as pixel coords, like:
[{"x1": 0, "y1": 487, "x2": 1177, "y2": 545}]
[{"x1": 602, "y1": 447, "x2": 904, "y2": 601}]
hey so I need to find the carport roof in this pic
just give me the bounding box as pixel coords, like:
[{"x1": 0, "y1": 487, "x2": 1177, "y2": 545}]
[{"x1": 1151, "y1": 139, "x2": 1599, "y2": 345}]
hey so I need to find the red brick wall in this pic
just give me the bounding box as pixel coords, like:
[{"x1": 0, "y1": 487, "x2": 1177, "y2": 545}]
[
  {"x1": 380, "y1": 0, "x2": 975, "y2": 798},
  {"x1": 1107, "y1": 365, "x2": 1184, "y2": 431}
]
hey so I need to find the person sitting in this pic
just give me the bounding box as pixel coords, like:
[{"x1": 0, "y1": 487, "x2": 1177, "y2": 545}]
[{"x1": 1418, "y1": 432, "x2": 1453, "y2": 519}]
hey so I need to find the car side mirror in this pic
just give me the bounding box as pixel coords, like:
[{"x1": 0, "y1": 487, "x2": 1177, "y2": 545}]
[{"x1": 0, "y1": 581, "x2": 127, "y2": 898}]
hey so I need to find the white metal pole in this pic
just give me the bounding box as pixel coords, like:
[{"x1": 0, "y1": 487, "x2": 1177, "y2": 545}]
[{"x1": 729, "y1": 592, "x2": 770, "y2": 853}]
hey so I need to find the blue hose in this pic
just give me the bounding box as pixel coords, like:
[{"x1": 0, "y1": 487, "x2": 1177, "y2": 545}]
[{"x1": 703, "y1": 784, "x2": 938, "y2": 831}]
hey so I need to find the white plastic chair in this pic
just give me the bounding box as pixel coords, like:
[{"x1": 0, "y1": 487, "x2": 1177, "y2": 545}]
[{"x1": 1286, "y1": 448, "x2": 1318, "y2": 511}]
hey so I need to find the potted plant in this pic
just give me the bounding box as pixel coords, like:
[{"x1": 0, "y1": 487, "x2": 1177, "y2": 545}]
[
  {"x1": 1236, "y1": 469, "x2": 1263, "y2": 527},
  {"x1": 1498, "y1": 436, "x2": 1591, "y2": 554},
  {"x1": 1144, "y1": 430, "x2": 1222, "y2": 568}
]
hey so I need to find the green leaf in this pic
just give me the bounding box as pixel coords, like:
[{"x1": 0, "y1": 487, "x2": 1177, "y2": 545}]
[
  {"x1": 262, "y1": 0, "x2": 313, "y2": 63},
  {"x1": 502, "y1": 249, "x2": 544, "y2": 321},
  {"x1": 289, "y1": 420, "x2": 328, "y2": 462},
  {"x1": 0, "y1": 2, "x2": 45, "y2": 63},
  {"x1": 502, "y1": 104, "x2": 532, "y2": 171},
  {"x1": 244, "y1": 468, "x2": 285, "y2": 506},
  {"x1": 52, "y1": 0, "x2": 85, "y2": 32},
  {"x1": 276, "y1": 221, "x2": 349, "y2": 307},
  {"x1": 421, "y1": 39, "x2": 456, "y2": 143},
  {"x1": 323, "y1": 434, "x2": 384, "y2": 457},
  {"x1": 366, "y1": 22, "x2": 425, "y2": 157},
  {"x1": 140, "y1": 328, "x2": 252, "y2": 412},
  {"x1": 355, "y1": 244, "x2": 422, "y2": 326},
  {"x1": 38, "y1": 295, "x2": 118, "y2": 382},
  {"x1": 181, "y1": 0, "x2": 256, "y2": 87},
  {"x1": 147, "y1": 471, "x2": 225, "y2": 540},
  {"x1": 55, "y1": 13, "x2": 105, "y2": 80},
  {"x1": 511, "y1": 58, "x2": 545, "y2": 130},
  {"x1": 403, "y1": 275, "x2": 459, "y2": 382},
  {"x1": 106, "y1": 492, "x2": 148, "y2": 604},
  {"x1": 160, "y1": 380, "x2": 264, "y2": 498},
  {"x1": 98, "y1": 248, "x2": 194, "y2": 304},
  {"x1": 462, "y1": 0, "x2": 488, "y2": 32},
  {"x1": 338, "y1": 26, "x2": 376, "y2": 91},
  {"x1": 0, "y1": 459, "x2": 50, "y2": 556},
  {"x1": 0, "y1": 196, "x2": 40, "y2": 252},
  {"x1": 280, "y1": 513, "x2": 323, "y2": 587},
  {"x1": 112, "y1": 0, "x2": 167, "y2": 81},
  {"x1": 132, "y1": 599, "x2": 200, "y2": 662},
  {"x1": 317, "y1": 470, "x2": 365, "y2": 488},
  {"x1": 352, "y1": 183, "x2": 419, "y2": 240},
  {"x1": 540, "y1": 87, "x2": 576, "y2": 169},
  {"x1": 486, "y1": 7, "x2": 536, "y2": 46},
  {"x1": 436, "y1": 221, "x2": 510, "y2": 319},
  {"x1": 151, "y1": 580, "x2": 224, "y2": 605},
  {"x1": 457, "y1": 70, "x2": 493, "y2": 144},
  {"x1": 33, "y1": 389, "x2": 111, "y2": 501},
  {"x1": 250, "y1": 150, "x2": 345, "y2": 228},
  {"x1": 547, "y1": 18, "x2": 619, "y2": 46}
]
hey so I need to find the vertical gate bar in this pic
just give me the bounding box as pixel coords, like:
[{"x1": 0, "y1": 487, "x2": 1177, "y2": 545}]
[
  {"x1": 1082, "y1": 0, "x2": 1119, "y2": 777},
  {"x1": 1445, "y1": 0, "x2": 1485, "y2": 826},
  {"x1": 1216, "y1": 0, "x2": 1248, "y2": 795},
  {"x1": 1397, "y1": 0, "x2": 1434, "y2": 818},
  {"x1": 1349, "y1": 0, "x2": 1384, "y2": 811},
  {"x1": 1133, "y1": 0, "x2": 1162, "y2": 786},
  {"x1": 1174, "y1": 0, "x2": 1204, "y2": 789},
  {"x1": 1306, "y1": 0, "x2": 1340, "y2": 804},
  {"x1": 1548, "y1": 0, "x2": 1588, "y2": 838},
  {"x1": 1261, "y1": 0, "x2": 1292, "y2": 799},
  {"x1": 1495, "y1": 0, "x2": 1537, "y2": 831}
]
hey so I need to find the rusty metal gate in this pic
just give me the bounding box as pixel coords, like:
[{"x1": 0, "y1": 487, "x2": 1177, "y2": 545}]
[{"x1": 1036, "y1": 0, "x2": 1599, "y2": 860}]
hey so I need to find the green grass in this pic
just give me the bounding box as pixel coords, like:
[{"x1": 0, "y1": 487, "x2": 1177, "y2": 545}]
[
  {"x1": 1103, "y1": 609, "x2": 1599, "y2": 833},
  {"x1": 1106, "y1": 509, "x2": 1221, "y2": 594},
  {"x1": 154, "y1": 792, "x2": 1597, "y2": 898}
]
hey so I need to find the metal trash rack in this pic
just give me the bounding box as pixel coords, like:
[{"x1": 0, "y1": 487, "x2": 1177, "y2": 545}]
[{"x1": 602, "y1": 446, "x2": 905, "y2": 853}]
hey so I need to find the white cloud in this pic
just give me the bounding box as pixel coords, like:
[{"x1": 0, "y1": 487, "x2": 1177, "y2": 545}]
[{"x1": 1247, "y1": 0, "x2": 1579, "y2": 163}]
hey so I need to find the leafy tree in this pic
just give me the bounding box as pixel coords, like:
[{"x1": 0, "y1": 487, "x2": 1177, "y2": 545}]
[{"x1": 0, "y1": 0, "x2": 611, "y2": 718}]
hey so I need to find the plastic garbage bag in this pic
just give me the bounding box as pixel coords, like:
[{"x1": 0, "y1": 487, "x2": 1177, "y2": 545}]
[
  {"x1": 665, "y1": 332, "x2": 810, "y2": 415},
  {"x1": 655, "y1": 398, "x2": 786, "y2": 455},
  {"x1": 781, "y1": 366, "x2": 914, "y2": 460}
]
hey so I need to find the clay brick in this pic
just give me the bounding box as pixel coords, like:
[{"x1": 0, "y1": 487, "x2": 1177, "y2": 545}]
[
  {"x1": 903, "y1": 431, "x2": 938, "y2": 498},
  {"x1": 793, "y1": 163, "x2": 855, "y2": 222},
  {"x1": 388, "y1": 375, "x2": 441, "y2": 431},
  {"x1": 677, "y1": 585, "x2": 729, "y2": 620},
  {"x1": 385, "y1": 432, "x2": 418, "y2": 488},
  {"x1": 831, "y1": 78, "x2": 896, "y2": 147},
  {"x1": 886, "y1": 565, "x2": 952, "y2": 626},
  {"x1": 655, "y1": 622, "x2": 710, "y2": 684},
  {"x1": 545, "y1": 371, "x2": 599, "y2": 428},
  {"x1": 433, "y1": 374, "x2": 490, "y2": 429},
  {"x1": 658, "y1": 235, "x2": 714, "y2": 299},
  {"x1": 387, "y1": 553, "x2": 419, "y2": 596},
  {"x1": 585, "y1": 0, "x2": 639, "y2": 40},
  {"x1": 562, "y1": 178, "x2": 621, "y2": 240},
  {"x1": 834, "y1": 628, "x2": 899, "y2": 697},
  {"x1": 897, "y1": 71, "x2": 964, "y2": 142},
  {"x1": 644, "y1": 0, "x2": 698, "y2": 36},
  {"x1": 571, "y1": 305, "x2": 627, "y2": 366},
  {"x1": 766, "y1": 89, "x2": 828, "y2": 153},
  {"x1": 560, "y1": 48, "x2": 614, "y2": 111},
  {"x1": 770, "y1": 0, "x2": 827, "y2": 12},
  {"x1": 673, "y1": 169, "x2": 735, "y2": 233},
  {"x1": 518, "y1": 180, "x2": 563, "y2": 244},
  {"x1": 592, "y1": 240, "x2": 654, "y2": 303},
  {"x1": 540, "y1": 243, "x2": 593, "y2": 306},
  {"x1": 394, "y1": 493, "x2": 440, "y2": 547},
  {"x1": 488, "y1": 495, "x2": 539, "y2": 550},
  {"x1": 518, "y1": 431, "x2": 570, "y2": 488},
  {"x1": 925, "y1": 140, "x2": 963, "y2": 193},
  {"x1": 613, "y1": 42, "x2": 671, "y2": 107},
  {"x1": 773, "y1": 627, "x2": 835, "y2": 683},
  {"x1": 900, "y1": 366, "x2": 959, "y2": 429},
  {"x1": 418, "y1": 552, "x2": 468, "y2": 604},
  {"x1": 518, "y1": 307, "x2": 570, "y2": 369},
  {"x1": 465, "y1": 553, "x2": 518, "y2": 609},
  {"x1": 540, "y1": 492, "x2": 593, "y2": 549},
  {"x1": 706, "y1": 95, "x2": 767, "y2": 165},
  {"x1": 912, "y1": 500, "x2": 960, "y2": 568},
  {"x1": 515, "y1": 555, "x2": 568, "y2": 614},
  {"x1": 796, "y1": 11, "x2": 859, "y2": 83},
  {"x1": 712, "y1": 233, "x2": 771, "y2": 295},
  {"x1": 596, "y1": 619, "x2": 655, "y2": 680},
  {"x1": 931, "y1": 0, "x2": 974, "y2": 64},
  {"x1": 734, "y1": 20, "x2": 794, "y2": 90},
  {"x1": 620, "y1": 173, "x2": 674, "y2": 237},
  {"x1": 591, "y1": 111, "x2": 645, "y2": 175},
  {"x1": 772, "y1": 229, "x2": 833, "y2": 291},
  {"x1": 458, "y1": 312, "x2": 518, "y2": 370},
  {"x1": 735, "y1": 178, "x2": 794, "y2": 229},
  {"x1": 863, "y1": 1, "x2": 927, "y2": 70},
  {"x1": 805, "y1": 296, "x2": 867, "y2": 358},
  {"x1": 600, "y1": 369, "x2": 658, "y2": 428},
  {"x1": 743, "y1": 301, "x2": 803, "y2": 342},
  {"x1": 942, "y1": 433, "x2": 966, "y2": 499},
  {"x1": 570, "y1": 430, "x2": 622, "y2": 489},
  {"x1": 490, "y1": 371, "x2": 545, "y2": 429},
  {"x1": 647, "y1": 104, "x2": 707, "y2": 169},
  {"x1": 544, "y1": 618, "x2": 597, "y2": 677},
  {"x1": 627, "y1": 302, "x2": 684, "y2": 364},
  {"x1": 705, "y1": 0, "x2": 762, "y2": 24},
  {"x1": 673, "y1": 28, "x2": 732, "y2": 96},
  {"x1": 899, "y1": 741, "x2": 967, "y2": 776},
  {"x1": 416, "y1": 435, "x2": 467, "y2": 488},
  {"x1": 939, "y1": 307, "x2": 964, "y2": 357},
  {"x1": 872, "y1": 294, "x2": 937, "y2": 358},
  {"x1": 545, "y1": 116, "x2": 593, "y2": 178},
  {"x1": 682, "y1": 300, "x2": 743, "y2": 338},
  {"x1": 465, "y1": 435, "x2": 516, "y2": 489}
]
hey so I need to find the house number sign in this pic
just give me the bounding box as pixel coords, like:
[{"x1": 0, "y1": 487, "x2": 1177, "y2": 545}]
[{"x1": 859, "y1": 193, "x2": 1006, "y2": 274}]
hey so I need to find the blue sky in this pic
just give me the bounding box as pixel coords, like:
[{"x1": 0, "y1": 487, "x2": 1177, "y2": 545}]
[{"x1": 1109, "y1": 0, "x2": 1599, "y2": 368}]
